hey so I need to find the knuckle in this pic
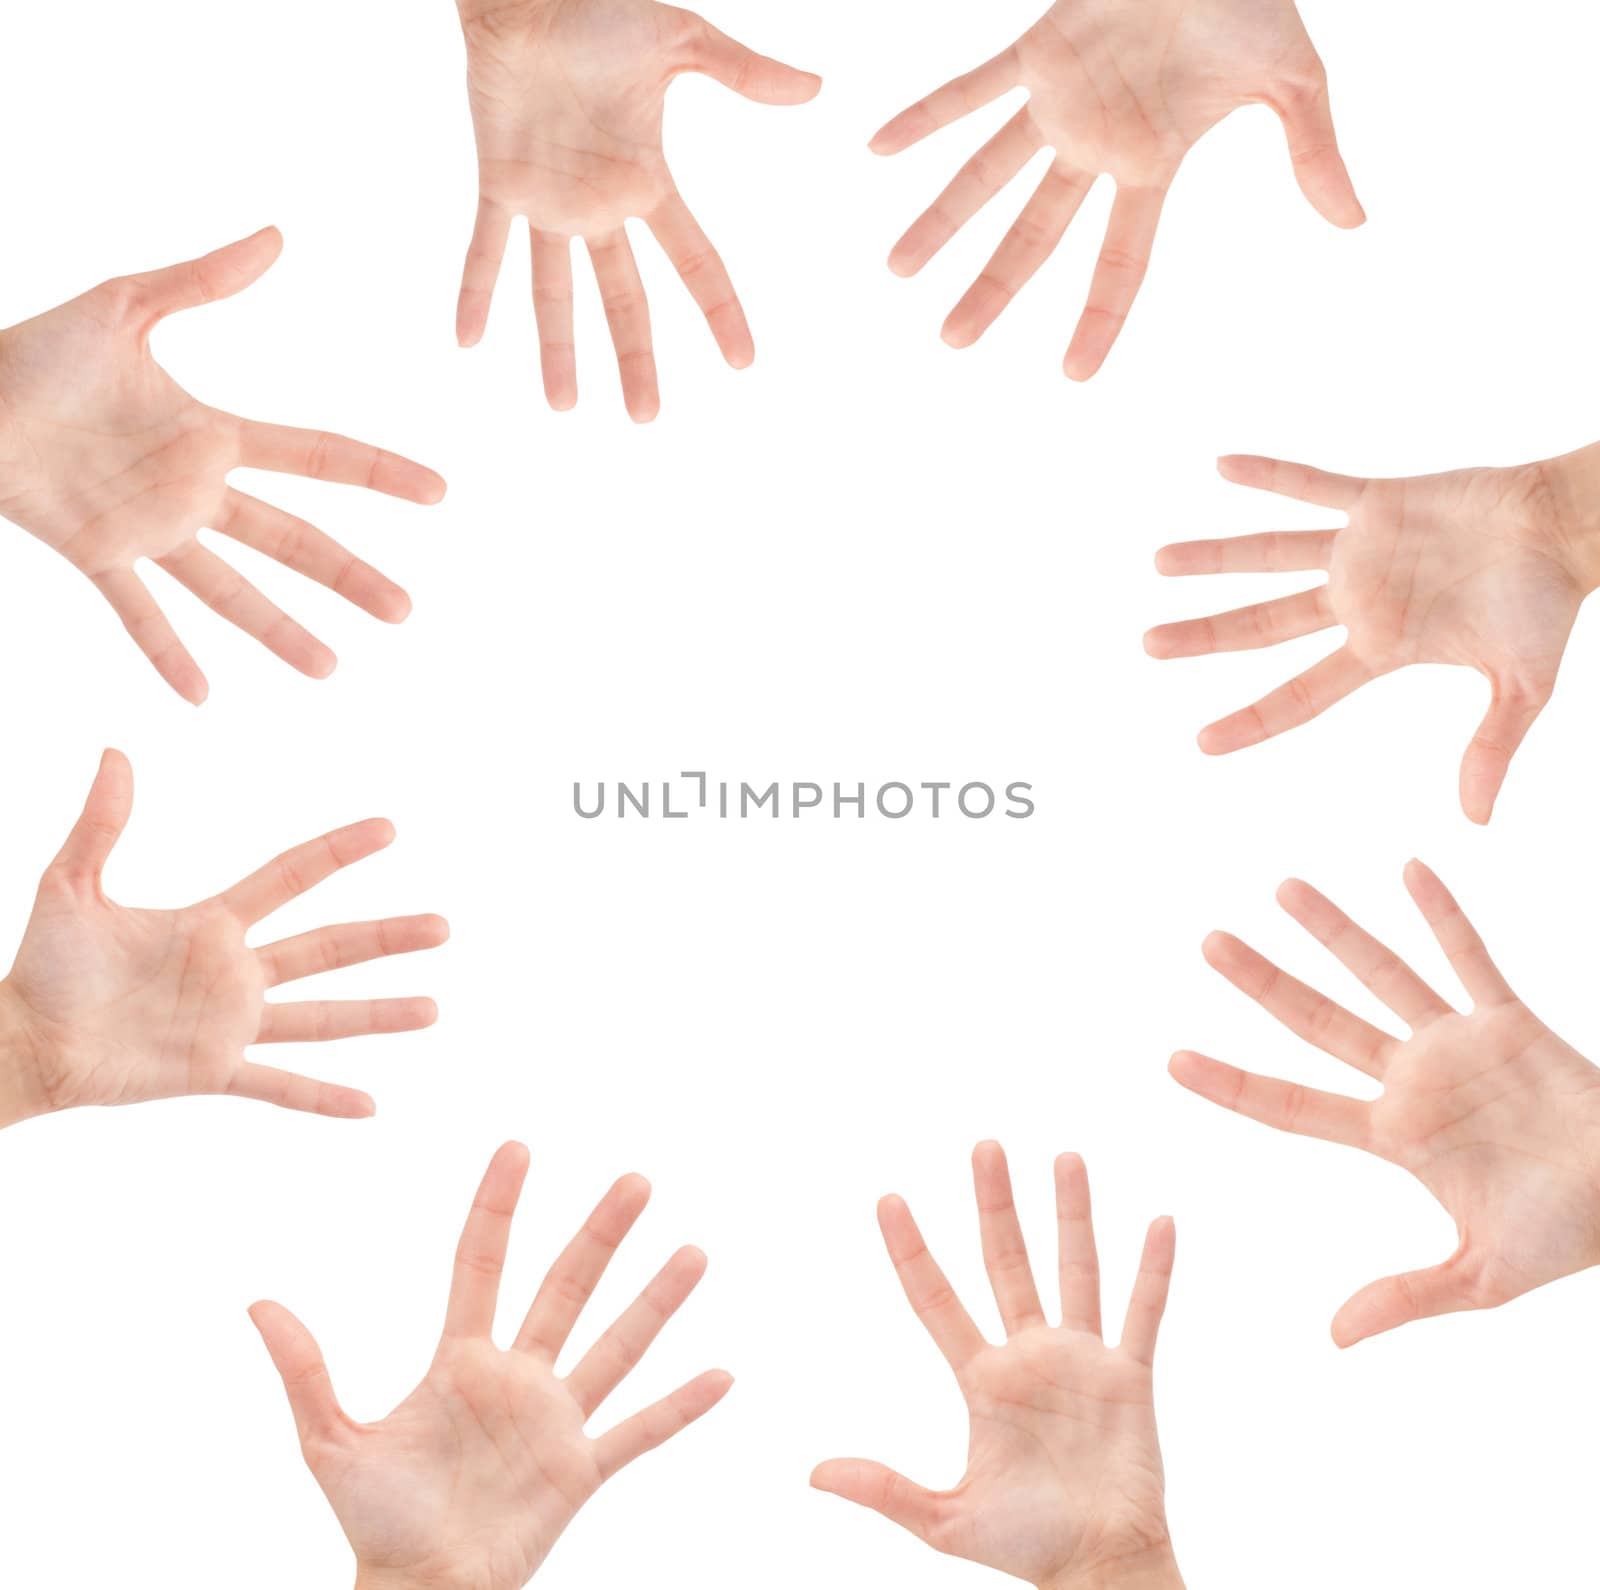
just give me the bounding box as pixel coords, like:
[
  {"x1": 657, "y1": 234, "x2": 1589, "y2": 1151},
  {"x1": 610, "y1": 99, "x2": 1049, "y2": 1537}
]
[
  {"x1": 455, "y1": 1248, "x2": 503, "y2": 1279},
  {"x1": 96, "y1": 278, "x2": 139, "y2": 316},
  {"x1": 330, "y1": 553, "x2": 363, "y2": 599},
  {"x1": 986, "y1": 1244, "x2": 1031, "y2": 1274},
  {"x1": 673, "y1": 246, "x2": 715, "y2": 281},
  {"x1": 1278, "y1": 57, "x2": 1330, "y2": 105},
  {"x1": 1453, "y1": 1253, "x2": 1504, "y2": 1310},
  {"x1": 972, "y1": 270, "x2": 1014, "y2": 306},
  {"x1": 1305, "y1": 1001, "x2": 1337, "y2": 1039},
  {"x1": 548, "y1": 1272, "x2": 592, "y2": 1312},
  {"x1": 1098, "y1": 247, "x2": 1146, "y2": 279}
]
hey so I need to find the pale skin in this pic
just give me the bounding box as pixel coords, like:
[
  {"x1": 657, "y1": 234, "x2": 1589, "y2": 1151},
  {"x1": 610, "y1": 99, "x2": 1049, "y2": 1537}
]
[
  {"x1": 873, "y1": 0, "x2": 1362, "y2": 379},
  {"x1": 251, "y1": 1141, "x2": 730, "y2": 1590},
  {"x1": 0, "y1": 750, "x2": 445, "y2": 1129},
  {"x1": 0, "y1": 227, "x2": 445, "y2": 703},
  {"x1": 1146, "y1": 444, "x2": 1600, "y2": 823},
  {"x1": 1170, "y1": 861, "x2": 1600, "y2": 1346},
  {"x1": 813, "y1": 1143, "x2": 1185, "y2": 1590},
  {"x1": 454, "y1": 0, "x2": 821, "y2": 421}
]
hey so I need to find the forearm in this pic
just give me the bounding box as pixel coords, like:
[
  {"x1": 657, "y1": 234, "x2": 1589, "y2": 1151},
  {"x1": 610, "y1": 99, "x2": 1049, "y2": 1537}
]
[
  {"x1": 0, "y1": 979, "x2": 54, "y2": 1129},
  {"x1": 1541, "y1": 441, "x2": 1600, "y2": 595}
]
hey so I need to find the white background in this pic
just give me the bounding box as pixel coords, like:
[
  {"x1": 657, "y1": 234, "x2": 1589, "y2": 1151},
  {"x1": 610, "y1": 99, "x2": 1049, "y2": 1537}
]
[{"x1": 2, "y1": 0, "x2": 1598, "y2": 1584}]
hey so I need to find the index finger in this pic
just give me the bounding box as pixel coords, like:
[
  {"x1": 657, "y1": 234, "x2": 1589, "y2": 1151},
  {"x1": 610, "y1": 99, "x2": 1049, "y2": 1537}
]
[
  {"x1": 870, "y1": 48, "x2": 1021, "y2": 155},
  {"x1": 238, "y1": 421, "x2": 445, "y2": 505},
  {"x1": 645, "y1": 193, "x2": 752, "y2": 369},
  {"x1": 877, "y1": 1194, "x2": 986, "y2": 1371},
  {"x1": 217, "y1": 818, "x2": 395, "y2": 926},
  {"x1": 1063, "y1": 184, "x2": 1168, "y2": 381},
  {"x1": 443, "y1": 1143, "x2": 532, "y2": 1341},
  {"x1": 1197, "y1": 646, "x2": 1371, "y2": 755}
]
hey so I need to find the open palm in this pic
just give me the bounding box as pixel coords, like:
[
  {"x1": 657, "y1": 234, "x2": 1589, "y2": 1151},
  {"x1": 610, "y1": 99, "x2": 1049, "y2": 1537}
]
[
  {"x1": 2, "y1": 751, "x2": 443, "y2": 1122},
  {"x1": 252, "y1": 1143, "x2": 729, "y2": 1590},
  {"x1": 1147, "y1": 451, "x2": 1598, "y2": 822},
  {"x1": 0, "y1": 229, "x2": 445, "y2": 702},
  {"x1": 814, "y1": 1144, "x2": 1183, "y2": 1590},
  {"x1": 873, "y1": 0, "x2": 1361, "y2": 378},
  {"x1": 1171, "y1": 861, "x2": 1600, "y2": 1346},
  {"x1": 455, "y1": 0, "x2": 820, "y2": 419}
]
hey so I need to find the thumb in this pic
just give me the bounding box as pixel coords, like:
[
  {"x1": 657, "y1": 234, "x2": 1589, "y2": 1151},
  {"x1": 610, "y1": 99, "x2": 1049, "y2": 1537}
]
[
  {"x1": 118, "y1": 226, "x2": 283, "y2": 328},
  {"x1": 811, "y1": 1458, "x2": 948, "y2": 1546},
  {"x1": 248, "y1": 1301, "x2": 347, "y2": 1447},
  {"x1": 1331, "y1": 1258, "x2": 1482, "y2": 1348},
  {"x1": 51, "y1": 749, "x2": 134, "y2": 888},
  {"x1": 1459, "y1": 678, "x2": 1551, "y2": 825},
  {"x1": 680, "y1": 14, "x2": 822, "y2": 106},
  {"x1": 1275, "y1": 75, "x2": 1365, "y2": 229}
]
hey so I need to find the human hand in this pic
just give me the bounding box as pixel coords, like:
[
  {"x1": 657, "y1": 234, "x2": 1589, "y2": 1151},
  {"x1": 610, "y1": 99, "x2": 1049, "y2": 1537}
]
[
  {"x1": 454, "y1": 0, "x2": 820, "y2": 420},
  {"x1": 0, "y1": 228, "x2": 445, "y2": 703},
  {"x1": 250, "y1": 1141, "x2": 730, "y2": 1590},
  {"x1": 812, "y1": 1143, "x2": 1184, "y2": 1590},
  {"x1": 0, "y1": 750, "x2": 444, "y2": 1128},
  {"x1": 873, "y1": 0, "x2": 1361, "y2": 379},
  {"x1": 1170, "y1": 861, "x2": 1600, "y2": 1347},
  {"x1": 1145, "y1": 446, "x2": 1600, "y2": 822}
]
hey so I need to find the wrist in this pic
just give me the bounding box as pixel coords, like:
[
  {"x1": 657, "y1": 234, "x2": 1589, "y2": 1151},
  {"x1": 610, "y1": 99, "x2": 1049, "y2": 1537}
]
[
  {"x1": 0, "y1": 331, "x2": 25, "y2": 514},
  {"x1": 456, "y1": 0, "x2": 553, "y2": 33},
  {"x1": 355, "y1": 1565, "x2": 481, "y2": 1590},
  {"x1": 355, "y1": 1571, "x2": 460, "y2": 1590},
  {"x1": 1043, "y1": 1539, "x2": 1186, "y2": 1590},
  {"x1": 0, "y1": 979, "x2": 56, "y2": 1129},
  {"x1": 1576, "y1": 1088, "x2": 1600, "y2": 1268},
  {"x1": 1532, "y1": 443, "x2": 1600, "y2": 596}
]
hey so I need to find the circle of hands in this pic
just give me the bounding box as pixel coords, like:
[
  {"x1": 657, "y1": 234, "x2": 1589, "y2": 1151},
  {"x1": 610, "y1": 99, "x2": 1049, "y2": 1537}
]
[
  {"x1": 0, "y1": 750, "x2": 445, "y2": 1121},
  {"x1": 874, "y1": 0, "x2": 1363, "y2": 378},
  {"x1": 250, "y1": 1142, "x2": 730, "y2": 1590},
  {"x1": 2, "y1": 1, "x2": 1597, "y2": 1584},
  {"x1": 812, "y1": 1143, "x2": 1182, "y2": 1590},
  {"x1": 0, "y1": 227, "x2": 445, "y2": 704},
  {"x1": 1146, "y1": 452, "x2": 1599, "y2": 823},
  {"x1": 455, "y1": 0, "x2": 820, "y2": 420},
  {"x1": 1171, "y1": 861, "x2": 1600, "y2": 1346}
]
